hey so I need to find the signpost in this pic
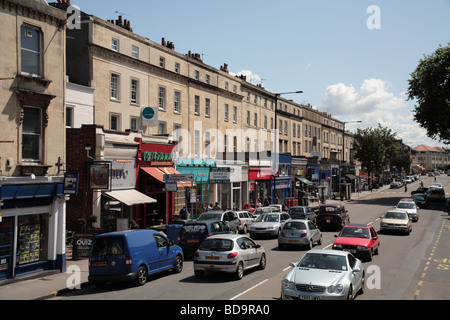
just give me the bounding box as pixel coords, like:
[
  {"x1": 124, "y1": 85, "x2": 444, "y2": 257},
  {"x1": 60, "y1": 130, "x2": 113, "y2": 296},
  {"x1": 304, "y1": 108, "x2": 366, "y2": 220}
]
[{"x1": 163, "y1": 174, "x2": 195, "y2": 220}]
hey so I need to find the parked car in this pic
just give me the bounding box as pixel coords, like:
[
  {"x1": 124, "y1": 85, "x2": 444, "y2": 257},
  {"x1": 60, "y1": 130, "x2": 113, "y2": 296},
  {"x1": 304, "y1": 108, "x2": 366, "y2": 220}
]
[
  {"x1": 193, "y1": 234, "x2": 266, "y2": 280},
  {"x1": 235, "y1": 210, "x2": 255, "y2": 233},
  {"x1": 253, "y1": 206, "x2": 276, "y2": 216},
  {"x1": 332, "y1": 224, "x2": 380, "y2": 261},
  {"x1": 395, "y1": 200, "x2": 419, "y2": 222},
  {"x1": 278, "y1": 219, "x2": 322, "y2": 250},
  {"x1": 281, "y1": 249, "x2": 364, "y2": 300},
  {"x1": 249, "y1": 212, "x2": 290, "y2": 238},
  {"x1": 88, "y1": 229, "x2": 183, "y2": 286},
  {"x1": 412, "y1": 193, "x2": 428, "y2": 208},
  {"x1": 316, "y1": 203, "x2": 349, "y2": 230},
  {"x1": 426, "y1": 187, "x2": 445, "y2": 201},
  {"x1": 430, "y1": 183, "x2": 443, "y2": 189},
  {"x1": 177, "y1": 220, "x2": 233, "y2": 256},
  {"x1": 390, "y1": 181, "x2": 401, "y2": 189},
  {"x1": 379, "y1": 210, "x2": 412, "y2": 235},
  {"x1": 197, "y1": 210, "x2": 240, "y2": 233},
  {"x1": 404, "y1": 177, "x2": 412, "y2": 184},
  {"x1": 288, "y1": 206, "x2": 317, "y2": 222}
]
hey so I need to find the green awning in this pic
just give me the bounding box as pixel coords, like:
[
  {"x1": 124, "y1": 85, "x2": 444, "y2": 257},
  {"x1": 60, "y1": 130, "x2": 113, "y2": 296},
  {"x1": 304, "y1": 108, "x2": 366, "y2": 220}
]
[{"x1": 296, "y1": 177, "x2": 313, "y2": 185}]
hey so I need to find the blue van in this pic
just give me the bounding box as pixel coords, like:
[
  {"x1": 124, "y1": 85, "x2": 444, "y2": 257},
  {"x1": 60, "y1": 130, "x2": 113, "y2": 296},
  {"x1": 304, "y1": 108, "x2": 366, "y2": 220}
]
[{"x1": 88, "y1": 229, "x2": 183, "y2": 286}]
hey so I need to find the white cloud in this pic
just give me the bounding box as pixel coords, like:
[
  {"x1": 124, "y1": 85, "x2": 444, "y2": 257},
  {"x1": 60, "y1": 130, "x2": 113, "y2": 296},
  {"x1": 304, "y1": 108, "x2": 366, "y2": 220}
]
[
  {"x1": 319, "y1": 79, "x2": 446, "y2": 148},
  {"x1": 229, "y1": 69, "x2": 262, "y2": 85}
]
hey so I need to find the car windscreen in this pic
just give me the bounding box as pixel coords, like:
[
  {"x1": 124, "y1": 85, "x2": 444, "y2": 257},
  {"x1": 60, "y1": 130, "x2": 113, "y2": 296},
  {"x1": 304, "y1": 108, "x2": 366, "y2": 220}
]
[
  {"x1": 91, "y1": 237, "x2": 124, "y2": 257},
  {"x1": 197, "y1": 213, "x2": 222, "y2": 221},
  {"x1": 397, "y1": 202, "x2": 415, "y2": 209},
  {"x1": 256, "y1": 213, "x2": 279, "y2": 222},
  {"x1": 289, "y1": 208, "x2": 306, "y2": 214},
  {"x1": 385, "y1": 212, "x2": 408, "y2": 219},
  {"x1": 412, "y1": 195, "x2": 425, "y2": 201},
  {"x1": 198, "y1": 238, "x2": 234, "y2": 251},
  {"x1": 339, "y1": 227, "x2": 370, "y2": 238},
  {"x1": 180, "y1": 224, "x2": 207, "y2": 236},
  {"x1": 298, "y1": 253, "x2": 347, "y2": 271}
]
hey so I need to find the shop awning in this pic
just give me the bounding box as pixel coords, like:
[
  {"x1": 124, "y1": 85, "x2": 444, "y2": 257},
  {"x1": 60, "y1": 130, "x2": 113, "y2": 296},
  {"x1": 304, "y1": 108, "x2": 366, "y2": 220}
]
[
  {"x1": 296, "y1": 177, "x2": 313, "y2": 185},
  {"x1": 104, "y1": 189, "x2": 156, "y2": 206},
  {"x1": 141, "y1": 167, "x2": 195, "y2": 187}
]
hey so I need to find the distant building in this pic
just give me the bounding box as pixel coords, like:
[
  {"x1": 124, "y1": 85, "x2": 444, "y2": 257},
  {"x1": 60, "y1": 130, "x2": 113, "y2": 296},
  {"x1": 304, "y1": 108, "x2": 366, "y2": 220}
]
[{"x1": 413, "y1": 145, "x2": 450, "y2": 170}]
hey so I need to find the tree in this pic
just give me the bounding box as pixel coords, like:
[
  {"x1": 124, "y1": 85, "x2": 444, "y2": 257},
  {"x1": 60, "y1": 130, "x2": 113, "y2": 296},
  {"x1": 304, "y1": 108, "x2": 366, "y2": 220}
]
[{"x1": 407, "y1": 44, "x2": 450, "y2": 145}]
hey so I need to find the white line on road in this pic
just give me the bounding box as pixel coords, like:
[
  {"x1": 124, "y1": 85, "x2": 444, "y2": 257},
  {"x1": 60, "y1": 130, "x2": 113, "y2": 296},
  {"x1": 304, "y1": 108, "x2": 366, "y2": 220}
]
[{"x1": 229, "y1": 279, "x2": 269, "y2": 300}]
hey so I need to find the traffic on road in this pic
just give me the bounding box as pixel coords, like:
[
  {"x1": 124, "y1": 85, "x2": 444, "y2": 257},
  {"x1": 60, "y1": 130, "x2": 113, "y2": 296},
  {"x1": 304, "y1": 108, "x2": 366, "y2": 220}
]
[{"x1": 55, "y1": 174, "x2": 449, "y2": 301}]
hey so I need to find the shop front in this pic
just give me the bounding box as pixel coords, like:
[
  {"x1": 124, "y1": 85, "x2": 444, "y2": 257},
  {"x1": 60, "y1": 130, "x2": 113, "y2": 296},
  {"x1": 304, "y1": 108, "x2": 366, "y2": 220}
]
[
  {"x1": 136, "y1": 139, "x2": 187, "y2": 227},
  {"x1": 214, "y1": 161, "x2": 247, "y2": 210},
  {"x1": 248, "y1": 167, "x2": 273, "y2": 206},
  {"x1": 176, "y1": 158, "x2": 212, "y2": 218},
  {"x1": 0, "y1": 178, "x2": 67, "y2": 279}
]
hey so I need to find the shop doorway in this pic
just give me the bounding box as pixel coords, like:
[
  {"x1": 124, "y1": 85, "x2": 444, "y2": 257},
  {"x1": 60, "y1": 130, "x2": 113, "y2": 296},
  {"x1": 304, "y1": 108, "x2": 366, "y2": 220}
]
[{"x1": 0, "y1": 217, "x2": 14, "y2": 280}]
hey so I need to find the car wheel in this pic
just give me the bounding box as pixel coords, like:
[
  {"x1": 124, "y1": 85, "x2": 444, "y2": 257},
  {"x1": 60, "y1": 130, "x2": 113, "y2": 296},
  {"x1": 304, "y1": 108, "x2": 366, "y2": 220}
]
[
  {"x1": 358, "y1": 272, "x2": 365, "y2": 295},
  {"x1": 243, "y1": 225, "x2": 248, "y2": 234},
  {"x1": 366, "y1": 250, "x2": 373, "y2": 262},
  {"x1": 235, "y1": 262, "x2": 244, "y2": 280},
  {"x1": 173, "y1": 255, "x2": 183, "y2": 273},
  {"x1": 135, "y1": 265, "x2": 148, "y2": 286},
  {"x1": 258, "y1": 253, "x2": 266, "y2": 270},
  {"x1": 317, "y1": 235, "x2": 322, "y2": 246},
  {"x1": 306, "y1": 240, "x2": 313, "y2": 250},
  {"x1": 347, "y1": 285, "x2": 354, "y2": 300}
]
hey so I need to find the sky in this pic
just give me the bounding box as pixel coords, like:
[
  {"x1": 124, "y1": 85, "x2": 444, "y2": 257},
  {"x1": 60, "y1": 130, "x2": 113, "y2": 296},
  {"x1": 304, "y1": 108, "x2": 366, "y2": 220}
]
[{"x1": 65, "y1": 0, "x2": 450, "y2": 148}]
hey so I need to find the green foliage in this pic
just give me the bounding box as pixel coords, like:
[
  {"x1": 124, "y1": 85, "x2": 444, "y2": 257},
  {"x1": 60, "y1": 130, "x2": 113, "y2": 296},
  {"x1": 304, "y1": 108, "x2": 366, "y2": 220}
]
[{"x1": 407, "y1": 44, "x2": 450, "y2": 145}]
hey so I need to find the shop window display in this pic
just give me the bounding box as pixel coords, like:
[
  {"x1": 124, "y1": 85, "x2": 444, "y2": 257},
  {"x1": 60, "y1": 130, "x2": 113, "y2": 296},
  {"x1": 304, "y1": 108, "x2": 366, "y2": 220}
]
[{"x1": 17, "y1": 214, "x2": 48, "y2": 266}]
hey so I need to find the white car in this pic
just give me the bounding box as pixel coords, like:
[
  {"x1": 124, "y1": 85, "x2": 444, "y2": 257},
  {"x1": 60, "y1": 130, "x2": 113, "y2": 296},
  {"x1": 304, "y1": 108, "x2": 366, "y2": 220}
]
[
  {"x1": 380, "y1": 210, "x2": 412, "y2": 235},
  {"x1": 395, "y1": 200, "x2": 419, "y2": 222},
  {"x1": 281, "y1": 249, "x2": 365, "y2": 300},
  {"x1": 430, "y1": 183, "x2": 443, "y2": 189},
  {"x1": 249, "y1": 212, "x2": 290, "y2": 238},
  {"x1": 235, "y1": 210, "x2": 255, "y2": 233}
]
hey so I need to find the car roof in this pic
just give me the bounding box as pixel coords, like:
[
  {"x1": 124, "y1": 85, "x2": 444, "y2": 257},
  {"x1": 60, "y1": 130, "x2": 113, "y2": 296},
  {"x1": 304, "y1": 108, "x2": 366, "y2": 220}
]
[
  {"x1": 305, "y1": 249, "x2": 350, "y2": 257},
  {"x1": 206, "y1": 234, "x2": 246, "y2": 240},
  {"x1": 386, "y1": 210, "x2": 409, "y2": 214},
  {"x1": 343, "y1": 223, "x2": 369, "y2": 228},
  {"x1": 289, "y1": 206, "x2": 309, "y2": 209},
  {"x1": 319, "y1": 202, "x2": 342, "y2": 207},
  {"x1": 183, "y1": 220, "x2": 222, "y2": 226}
]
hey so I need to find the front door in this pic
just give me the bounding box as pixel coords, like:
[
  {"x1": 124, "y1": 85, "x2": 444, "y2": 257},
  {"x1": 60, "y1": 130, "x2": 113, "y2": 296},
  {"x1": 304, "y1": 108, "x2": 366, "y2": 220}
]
[{"x1": 0, "y1": 217, "x2": 14, "y2": 280}]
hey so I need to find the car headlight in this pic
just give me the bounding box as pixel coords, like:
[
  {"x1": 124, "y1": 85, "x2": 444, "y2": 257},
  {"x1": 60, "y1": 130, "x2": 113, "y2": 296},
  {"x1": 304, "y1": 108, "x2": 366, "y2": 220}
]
[
  {"x1": 282, "y1": 279, "x2": 295, "y2": 290},
  {"x1": 327, "y1": 284, "x2": 344, "y2": 294},
  {"x1": 333, "y1": 244, "x2": 343, "y2": 249}
]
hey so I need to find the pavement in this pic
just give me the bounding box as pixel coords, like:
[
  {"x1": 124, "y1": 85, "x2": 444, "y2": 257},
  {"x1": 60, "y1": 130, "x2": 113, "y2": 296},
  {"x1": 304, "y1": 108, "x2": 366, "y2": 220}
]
[{"x1": 0, "y1": 183, "x2": 395, "y2": 300}]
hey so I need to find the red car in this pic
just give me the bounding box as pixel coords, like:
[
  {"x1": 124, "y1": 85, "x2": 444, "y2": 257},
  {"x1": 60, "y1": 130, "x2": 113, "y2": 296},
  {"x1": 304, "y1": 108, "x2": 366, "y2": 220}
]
[{"x1": 332, "y1": 224, "x2": 380, "y2": 261}]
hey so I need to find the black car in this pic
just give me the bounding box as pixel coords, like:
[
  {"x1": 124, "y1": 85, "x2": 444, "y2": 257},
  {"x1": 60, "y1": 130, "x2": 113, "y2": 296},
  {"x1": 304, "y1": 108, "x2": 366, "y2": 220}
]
[
  {"x1": 412, "y1": 193, "x2": 427, "y2": 208},
  {"x1": 411, "y1": 187, "x2": 429, "y2": 195},
  {"x1": 316, "y1": 203, "x2": 349, "y2": 230}
]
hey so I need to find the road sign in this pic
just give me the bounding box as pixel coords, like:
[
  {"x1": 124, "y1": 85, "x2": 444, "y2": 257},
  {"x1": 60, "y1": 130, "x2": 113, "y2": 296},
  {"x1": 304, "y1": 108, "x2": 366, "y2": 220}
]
[
  {"x1": 163, "y1": 174, "x2": 194, "y2": 182},
  {"x1": 165, "y1": 181, "x2": 178, "y2": 192}
]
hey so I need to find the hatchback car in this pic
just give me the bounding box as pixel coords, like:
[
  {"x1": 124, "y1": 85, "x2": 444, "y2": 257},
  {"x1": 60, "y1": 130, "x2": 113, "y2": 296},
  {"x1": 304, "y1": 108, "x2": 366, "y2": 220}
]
[
  {"x1": 332, "y1": 224, "x2": 379, "y2": 261},
  {"x1": 177, "y1": 220, "x2": 233, "y2": 255},
  {"x1": 395, "y1": 200, "x2": 419, "y2": 222},
  {"x1": 316, "y1": 203, "x2": 349, "y2": 230},
  {"x1": 193, "y1": 234, "x2": 266, "y2": 280},
  {"x1": 235, "y1": 210, "x2": 255, "y2": 234},
  {"x1": 379, "y1": 210, "x2": 412, "y2": 235},
  {"x1": 288, "y1": 206, "x2": 317, "y2": 222},
  {"x1": 249, "y1": 212, "x2": 291, "y2": 238},
  {"x1": 281, "y1": 249, "x2": 364, "y2": 300},
  {"x1": 278, "y1": 219, "x2": 322, "y2": 250},
  {"x1": 197, "y1": 210, "x2": 240, "y2": 233}
]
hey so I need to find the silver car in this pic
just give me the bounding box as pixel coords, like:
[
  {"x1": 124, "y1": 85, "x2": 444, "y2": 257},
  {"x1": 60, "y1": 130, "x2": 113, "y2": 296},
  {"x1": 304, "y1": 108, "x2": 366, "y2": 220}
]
[
  {"x1": 236, "y1": 210, "x2": 255, "y2": 233},
  {"x1": 249, "y1": 212, "x2": 291, "y2": 238},
  {"x1": 278, "y1": 219, "x2": 322, "y2": 250},
  {"x1": 193, "y1": 234, "x2": 266, "y2": 280},
  {"x1": 281, "y1": 249, "x2": 365, "y2": 300}
]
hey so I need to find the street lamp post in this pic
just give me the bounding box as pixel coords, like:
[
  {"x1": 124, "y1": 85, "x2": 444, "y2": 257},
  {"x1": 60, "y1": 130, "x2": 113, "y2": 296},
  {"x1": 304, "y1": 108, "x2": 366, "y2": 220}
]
[
  {"x1": 273, "y1": 91, "x2": 303, "y2": 204},
  {"x1": 340, "y1": 120, "x2": 361, "y2": 200}
]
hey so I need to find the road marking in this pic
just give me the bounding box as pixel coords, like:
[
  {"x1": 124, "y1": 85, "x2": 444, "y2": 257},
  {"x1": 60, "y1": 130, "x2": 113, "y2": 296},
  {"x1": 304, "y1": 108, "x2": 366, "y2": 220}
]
[
  {"x1": 229, "y1": 279, "x2": 269, "y2": 300},
  {"x1": 283, "y1": 266, "x2": 291, "y2": 272}
]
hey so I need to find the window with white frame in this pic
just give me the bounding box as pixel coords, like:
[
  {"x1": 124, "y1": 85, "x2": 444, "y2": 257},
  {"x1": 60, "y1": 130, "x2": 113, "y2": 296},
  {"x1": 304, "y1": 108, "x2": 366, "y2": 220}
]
[
  {"x1": 224, "y1": 104, "x2": 229, "y2": 121},
  {"x1": 22, "y1": 106, "x2": 42, "y2": 162},
  {"x1": 246, "y1": 111, "x2": 250, "y2": 125},
  {"x1": 21, "y1": 25, "x2": 42, "y2": 76},
  {"x1": 194, "y1": 130, "x2": 200, "y2": 156},
  {"x1": 205, "y1": 98, "x2": 210, "y2": 117},
  {"x1": 130, "y1": 117, "x2": 139, "y2": 130},
  {"x1": 175, "y1": 62, "x2": 180, "y2": 74},
  {"x1": 110, "y1": 113, "x2": 120, "y2": 131},
  {"x1": 205, "y1": 131, "x2": 211, "y2": 157},
  {"x1": 66, "y1": 105, "x2": 74, "y2": 128},
  {"x1": 194, "y1": 95, "x2": 200, "y2": 115},
  {"x1": 233, "y1": 106, "x2": 237, "y2": 123},
  {"x1": 158, "y1": 86, "x2": 166, "y2": 110},
  {"x1": 110, "y1": 73, "x2": 120, "y2": 100},
  {"x1": 174, "y1": 90, "x2": 181, "y2": 113},
  {"x1": 205, "y1": 74, "x2": 210, "y2": 84},
  {"x1": 112, "y1": 38, "x2": 119, "y2": 52},
  {"x1": 159, "y1": 56, "x2": 165, "y2": 68},
  {"x1": 130, "y1": 79, "x2": 139, "y2": 104},
  {"x1": 254, "y1": 113, "x2": 258, "y2": 127},
  {"x1": 132, "y1": 45, "x2": 139, "y2": 59},
  {"x1": 194, "y1": 70, "x2": 199, "y2": 80},
  {"x1": 158, "y1": 121, "x2": 167, "y2": 134}
]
